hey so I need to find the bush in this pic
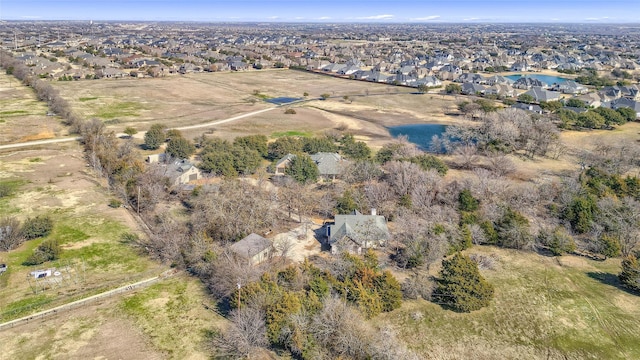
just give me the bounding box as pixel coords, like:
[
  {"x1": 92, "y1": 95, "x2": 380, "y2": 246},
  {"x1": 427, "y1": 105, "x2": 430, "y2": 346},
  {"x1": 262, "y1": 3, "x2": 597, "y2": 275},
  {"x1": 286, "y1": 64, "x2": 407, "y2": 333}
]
[
  {"x1": 284, "y1": 108, "x2": 296, "y2": 114},
  {"x1": 23, "y1": 239, "x2": 61, "y2": 265},
  {"x1": 21, "y1": 216, "x2": 54, "y2": 240}
]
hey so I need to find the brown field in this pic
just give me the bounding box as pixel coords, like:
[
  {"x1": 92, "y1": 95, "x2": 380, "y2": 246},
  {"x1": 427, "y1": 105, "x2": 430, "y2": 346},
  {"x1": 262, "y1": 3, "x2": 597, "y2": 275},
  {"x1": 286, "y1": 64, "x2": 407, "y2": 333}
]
[{"x1": 0, "y1": 72, "x2": 67, "y2": 144}]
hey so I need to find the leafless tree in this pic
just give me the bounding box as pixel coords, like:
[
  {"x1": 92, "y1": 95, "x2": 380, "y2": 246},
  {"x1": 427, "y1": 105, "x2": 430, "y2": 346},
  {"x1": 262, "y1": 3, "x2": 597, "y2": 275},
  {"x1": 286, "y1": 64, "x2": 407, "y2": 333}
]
[
  {"x1": 213, "y1": 305, "x2": 269, "y2": 358},
  {"x1": 597, "y1": 196, "x2": 640, "y2": 256},
  {"x1": 454, "y1": 144, "x2": 478, "y2": 170},
  {"x1": 341, "y1": 160, "x2": 382, "y2": 184},
  {"x1": 486, "y1": 151, "x2": 516, "y2": 177},
  {"x1": 310, "y1": 297, "x2": 373, "y2": 359},
  {"x1": 0, "y1": 217, "x2": 23, "y2": 252},
  {"x1": 383, "y1": 161, "x2": 427, "y2": 197}
]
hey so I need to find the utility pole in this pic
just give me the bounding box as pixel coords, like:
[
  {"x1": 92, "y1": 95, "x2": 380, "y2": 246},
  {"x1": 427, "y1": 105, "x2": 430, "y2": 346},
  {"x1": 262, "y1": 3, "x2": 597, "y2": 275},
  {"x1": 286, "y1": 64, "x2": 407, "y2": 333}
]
[{"x1": 237, "y1": 281, "x2": 241, "y2": 309}]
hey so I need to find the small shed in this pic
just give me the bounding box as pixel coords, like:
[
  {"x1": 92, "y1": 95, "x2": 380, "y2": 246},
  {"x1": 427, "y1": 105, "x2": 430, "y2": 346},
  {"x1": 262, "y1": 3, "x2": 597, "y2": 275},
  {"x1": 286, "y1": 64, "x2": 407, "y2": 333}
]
[{"x1": 230, "y1": 233, "x2": 273, "y2": 265}]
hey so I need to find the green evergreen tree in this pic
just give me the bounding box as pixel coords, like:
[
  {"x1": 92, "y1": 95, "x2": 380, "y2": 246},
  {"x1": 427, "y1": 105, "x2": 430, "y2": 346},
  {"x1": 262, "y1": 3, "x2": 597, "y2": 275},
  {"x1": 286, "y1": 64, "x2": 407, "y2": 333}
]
[
  {"x1": 285, "y1": 154, "x2": 319, "y2": 183},
  {"x1": 433, "y1": 252, "x2": 494, "y2": 312},
  {"x1": 144, "y1": 124, "x2": 166, "y2": 150},
  {"x1": 166, "y1": 137, "x2": 196, "y2": 159},
  {"x1": 619, "y1": 254, "x2": 640, "y2": 292}
]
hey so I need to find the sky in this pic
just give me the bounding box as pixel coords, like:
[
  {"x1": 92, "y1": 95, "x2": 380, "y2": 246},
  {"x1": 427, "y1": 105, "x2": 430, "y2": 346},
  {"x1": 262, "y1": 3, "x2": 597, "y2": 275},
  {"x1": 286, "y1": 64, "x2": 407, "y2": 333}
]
[{"x1": 1, "y1": 0, "x2": 639, "y2": 23}]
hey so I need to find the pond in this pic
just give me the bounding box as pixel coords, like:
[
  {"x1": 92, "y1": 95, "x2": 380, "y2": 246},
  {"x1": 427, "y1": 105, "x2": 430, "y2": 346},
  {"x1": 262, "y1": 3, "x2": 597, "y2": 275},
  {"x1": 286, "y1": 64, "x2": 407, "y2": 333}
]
[
  {"x1": 265, "y1": 97, "x2": 302, "y2": 105},
  {"x1": 388, "y1": 124, "x2": 448, "y2": 151},
  {"x1": 505, "y1": 74, "x2": 569, "y2": 86}
]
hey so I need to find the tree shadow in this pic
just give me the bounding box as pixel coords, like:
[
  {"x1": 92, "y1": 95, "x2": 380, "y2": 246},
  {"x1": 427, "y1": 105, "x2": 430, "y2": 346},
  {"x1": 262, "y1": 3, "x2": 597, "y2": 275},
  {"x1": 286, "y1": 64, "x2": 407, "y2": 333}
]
[{"x1": 586, "y1": 271, "x2": 640, "y2": 296}]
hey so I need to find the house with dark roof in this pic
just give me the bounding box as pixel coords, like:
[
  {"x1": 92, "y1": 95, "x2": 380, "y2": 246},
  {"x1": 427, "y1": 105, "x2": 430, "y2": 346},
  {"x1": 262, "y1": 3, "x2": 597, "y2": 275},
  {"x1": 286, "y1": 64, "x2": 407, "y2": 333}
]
[
  {"x1": 511, "y1": 103, "x2": 543, "y2": 114},
  {"x1": 326, "y1": 210, "x2": 390, "y2": 254},
  {"x1": 274, "y1": 153, "x2": 346, "y2": 179},
  {"x1": 513, "y1": 77, "x2": 546, "y2": 90},
  {"x1": 523, "y1": 86, "x2": 560, "y2": 103},
  {"x1": 230, "y1": 233, "x2": 273, "y2": 265}
]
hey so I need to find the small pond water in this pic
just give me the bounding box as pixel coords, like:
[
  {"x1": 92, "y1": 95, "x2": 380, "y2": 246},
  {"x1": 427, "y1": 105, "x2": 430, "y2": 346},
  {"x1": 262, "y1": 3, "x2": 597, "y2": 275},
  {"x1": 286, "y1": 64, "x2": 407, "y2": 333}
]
[
  {"x1": 388, "y1": 124, "x2": 448, "y2": 151},
  {"x1": 505, "y1": 74, "x2": 569, "y2": 86},
  {"x1": 265, "y1": 97, "x2": 302, "y2": 105}
]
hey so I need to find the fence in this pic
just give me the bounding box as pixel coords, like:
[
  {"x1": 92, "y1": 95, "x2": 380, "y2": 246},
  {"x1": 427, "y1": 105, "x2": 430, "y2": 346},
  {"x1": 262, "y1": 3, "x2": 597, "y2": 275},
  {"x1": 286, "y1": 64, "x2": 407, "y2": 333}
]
[{"x1": 0, "y1": 269, "x2": 177, "y2": 331}]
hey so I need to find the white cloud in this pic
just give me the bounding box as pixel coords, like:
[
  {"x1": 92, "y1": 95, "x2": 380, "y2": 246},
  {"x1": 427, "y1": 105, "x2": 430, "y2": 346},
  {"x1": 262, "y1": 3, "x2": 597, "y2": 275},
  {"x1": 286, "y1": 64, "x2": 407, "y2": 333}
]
[
  {"x1": 20, "y1": 15, "x2": 42, "y2": 19},
  {"x1": 318, "y1": 16, "x2": 331, "y2": 20},
  {"x1": 586, "y1": 16, "x2": 611, "y2": 21},
  {"x1": 357, "y1": 14, "x2": 394, "y2": 20},
  {"x1": 410, "y1": 15, "x2": 440, "y2": 21},
  {"x1": 267, "y1": 16, "x2": 279, "y2": 19},
  {"x1": 463, "y1": 17, "x2": 480, "y2": 21}
]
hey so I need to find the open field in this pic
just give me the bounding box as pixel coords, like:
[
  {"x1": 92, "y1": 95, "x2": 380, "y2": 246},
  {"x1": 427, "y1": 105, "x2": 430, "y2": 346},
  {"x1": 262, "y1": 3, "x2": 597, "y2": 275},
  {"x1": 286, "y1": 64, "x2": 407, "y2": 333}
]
[
  {"x1": 380, "y1": 247, "x2": 640, "y2": 360},
  {"x1": 0, "y1": 275, "x2": 222, "y2": 360},
  {"x1": 51, "y1": 70, "x2": 465, "y2": 146},
  {"x1": 0, "y1": 72, "x2": 66, "y2": 144},
  {"x1": 0, "y1": 146, "x2": 169, "y2": 321}
]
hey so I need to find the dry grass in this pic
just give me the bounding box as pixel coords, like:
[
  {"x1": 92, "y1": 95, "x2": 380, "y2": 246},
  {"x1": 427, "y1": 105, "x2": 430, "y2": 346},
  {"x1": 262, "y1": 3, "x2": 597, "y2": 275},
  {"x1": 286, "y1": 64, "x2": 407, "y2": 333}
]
[
  {"x1": 0, "y1": 72, "x2": 65, "y2": 144},
  {"x1": 379, "y1": 247, "x2": 640, "y2": 360}
]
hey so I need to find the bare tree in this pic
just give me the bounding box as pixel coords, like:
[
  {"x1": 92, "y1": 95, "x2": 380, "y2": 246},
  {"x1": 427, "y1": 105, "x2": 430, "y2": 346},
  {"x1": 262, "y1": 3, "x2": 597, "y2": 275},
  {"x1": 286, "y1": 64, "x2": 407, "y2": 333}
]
[
  {"x1": 454, "y1": 144, "x2": 478, "y2": 170},
  {"x1": 213, "y1": 306, "x2": 269, "y2": 358},
  {"x1": 0, "y1": 217, "x2": 23, "y2": 252},
  {"x1": 487, "y1": 152, "x2": 516, "y2": 177},
  {"x1": 310, "y1": 297, "x2": 373, "y2": 359},
  {"x1": 597, "y1": 197, "x2": 640, "y2": 256}
]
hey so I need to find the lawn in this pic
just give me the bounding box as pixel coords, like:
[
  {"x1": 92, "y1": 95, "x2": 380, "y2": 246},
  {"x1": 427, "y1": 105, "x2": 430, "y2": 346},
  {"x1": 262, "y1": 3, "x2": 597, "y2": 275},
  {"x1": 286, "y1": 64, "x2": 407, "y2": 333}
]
[{"x1": 379, "y1": 247, "x2": 640, "y2": 360}]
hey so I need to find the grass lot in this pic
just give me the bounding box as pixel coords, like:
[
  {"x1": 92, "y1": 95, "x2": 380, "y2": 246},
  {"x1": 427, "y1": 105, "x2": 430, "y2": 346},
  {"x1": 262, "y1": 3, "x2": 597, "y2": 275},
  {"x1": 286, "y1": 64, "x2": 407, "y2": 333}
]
[
  {"x1": 119, "y1": 275, "x2": 225, "y2": 359},
  {"x1": 0, "y1": 275, "x2": 220, "y2": 360},
  {"x1": 93, "y1": 101, "x2": 146, "y2": 119},
  {"x1": 379, "y1": 247, "x2": 640, "y2": 360},
  {"x1": 0, "y1": 72, "x2": 65, "y2": 144},
  {"x1": 0, "y1": 149, "x2": 161, "y2": 323}
]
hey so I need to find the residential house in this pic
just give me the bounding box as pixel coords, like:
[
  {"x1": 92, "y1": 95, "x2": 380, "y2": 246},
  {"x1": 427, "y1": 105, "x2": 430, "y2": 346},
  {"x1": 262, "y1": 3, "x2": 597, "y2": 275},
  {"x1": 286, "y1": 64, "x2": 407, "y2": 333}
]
[
  {"x1": 513, "y1": 77, "x2": 546, "y2": 90},
  {"x1": 553, "y1": 80, "x2": 588, "y2": 94},
  {"x1": 274, "y1": 154, "x2": 296, "y2": 175},
  {"x1": 485, "y1": 75, "x2": 514, "y2": 86},
  {"x1": 523, "y1": 86, "x2": 561, "y2": 103},
  {"x1": 438, "y1": 64, "x2": 462, "y2": 81},
  {"x1": 461, "y1": 82, "x2": 487, "y2": 95},
  {"x1": 275, "y1": 153, "x2": 346, "y2": 179},
  {"x1": 310, "y1": 152, "x2": 346, "y2": 180},
  {"x1": 166, "y1": 159, "x2": 202, "y2": 186},
  {"x1": 456, "y1": 73, "x2": 485, "y2": 84},
  {"x1": 326, "y1": 209, "x2": 390, "y2": 254},
  {"x1": 606, "y1": 98, "x2": 640, "y2": 118},
  {"x1": 576, "y1": 92, "x2": 602, "y2": 108},
  {"x1": 511, "y1": 103, "x2": 543, "y2": 114},
  {"x1": 230, "y1": 233, "x2": 273, "y2": 265},
  {"x1": 416, "y1": 76, "x2": 442, "y2": 88},
  {"x1": 485, "y1": 84, "x2": 518, "y2": 98}
]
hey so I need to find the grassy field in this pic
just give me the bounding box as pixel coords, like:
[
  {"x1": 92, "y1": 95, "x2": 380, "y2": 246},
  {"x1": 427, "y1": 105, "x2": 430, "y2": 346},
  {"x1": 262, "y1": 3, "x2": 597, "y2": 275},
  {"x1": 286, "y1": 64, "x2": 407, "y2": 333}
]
[
  {"x1": 51, "y1": 70, "x2": 463, "y2": 144},
  {"x1": 0, "y1": 72, "x2": 66, "y2": 144},
  {"x1": 0, "y1": 147, "x2": 164, "y2": 322},
  {"x1": 379, "y1": 247, "x2": 640, "y2": 360},
  {"x1": 0, "y1": 275, "x2": 221, "y2": 360}
]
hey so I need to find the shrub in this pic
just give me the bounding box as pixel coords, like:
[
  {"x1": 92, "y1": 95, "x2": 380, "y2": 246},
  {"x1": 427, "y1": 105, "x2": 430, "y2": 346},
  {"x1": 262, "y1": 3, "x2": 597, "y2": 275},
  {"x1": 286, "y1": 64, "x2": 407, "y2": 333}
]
[
  {"x1": 21, "y1": 216, "x2": 54, "y2": 240},
  {"x1": 284, "y1": 108, "x2": 296, "y2": 114},
  {"x1": 23, "y1": 239, "x2": 61, "y2": 266}
]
